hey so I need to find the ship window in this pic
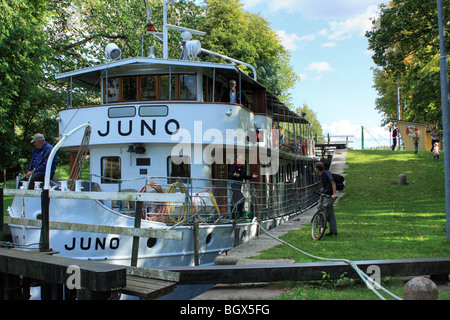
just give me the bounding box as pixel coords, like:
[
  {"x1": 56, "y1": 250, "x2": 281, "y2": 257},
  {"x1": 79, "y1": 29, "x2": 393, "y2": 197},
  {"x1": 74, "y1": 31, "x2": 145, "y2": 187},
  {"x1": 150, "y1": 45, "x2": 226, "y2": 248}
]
[
  {"x1": 103, "y1": 74, "x2": 197, "y2": 104},
  {"x1": 141, "y1": 75, "x2": 157, "y2": 100},
  {"x1": 160, "y1": 75, "x2": 176, "y2": 100},
  {"x1": 123, "y1": 77, "x2": 137, "y2": 101},
  {"x1": 106, "y1": 78, "x2": 120, "y2": 103},
  {"x1": 108, "y1": 106, "x2": 136, "y2": 118},
  {"x1": 139, "y1": 105, "x2": 168, "y2": 117},
  {"x1": 101, "y1": 157, "x2": 121, "y2": 183},
  {"x1": 179, "y1": 74, "x2": 196, "y2": 100},
  {"x1": 167, "y1": 156, "x2": 190, "y2": 184}
]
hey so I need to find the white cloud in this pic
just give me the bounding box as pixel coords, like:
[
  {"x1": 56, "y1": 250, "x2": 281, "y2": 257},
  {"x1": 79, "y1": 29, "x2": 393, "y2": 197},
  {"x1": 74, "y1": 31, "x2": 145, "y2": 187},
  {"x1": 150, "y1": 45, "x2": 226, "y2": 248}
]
[
  {"x1": 323, "y1": 119, "x2": 360, "y2": 136},
  {"x1": 276, "y1": 30, "x2": 302, "y2": 51},
  {"x1": 243, "y1": 0, "x2": 385, "y2": 20},
  {"x1": 243, "y1": 1, "x2": 382, "y2": 46},
  {"x1": 322, "y1": 119, "x2": 390, "y2": 149},
  {"x1": 326, "y1": 5, "x2": 379, "y2": 40},
  {"x1": 322, "y1": 42, "x2": 337, "y2": 48},
  {"x1": 276, "y1": 30, "x2": 319, "y2": 51},
  {"x1": 273, "y1": 4, "x2": 380, "y2": 52},
  {"x1": 306, "y1": 61, "x2": 334, "y2": 73},
  {"x1": 303, "y1": 62, "x2": 334, "y2": 81}
]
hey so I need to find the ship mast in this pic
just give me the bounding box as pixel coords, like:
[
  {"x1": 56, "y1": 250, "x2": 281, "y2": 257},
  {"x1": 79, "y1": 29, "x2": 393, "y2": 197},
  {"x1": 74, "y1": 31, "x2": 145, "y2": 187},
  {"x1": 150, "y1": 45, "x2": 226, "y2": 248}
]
[
  {"x1": 162, "y1": 0, "x2": 168, "y2": 59},
  {"x1": 146, "y1": 0, "x2": 256, "y2": 80}
]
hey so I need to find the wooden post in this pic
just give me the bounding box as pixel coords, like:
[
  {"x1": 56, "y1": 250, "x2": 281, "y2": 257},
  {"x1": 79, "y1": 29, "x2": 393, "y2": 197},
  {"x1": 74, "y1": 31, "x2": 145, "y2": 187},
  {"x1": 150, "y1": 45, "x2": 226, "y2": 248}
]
[
  {"x1": 193, "y1": 221, "x2": 200, "y2": 266},
  {"x1": 0, "y1": 188, "x2": 4, "y2": 241},
  {"x1": 40, "y1": 189, "x2": 51, "y2": 252},
  {"x1": 131, "y1": 201, "x2": 143, "y2": 267}
]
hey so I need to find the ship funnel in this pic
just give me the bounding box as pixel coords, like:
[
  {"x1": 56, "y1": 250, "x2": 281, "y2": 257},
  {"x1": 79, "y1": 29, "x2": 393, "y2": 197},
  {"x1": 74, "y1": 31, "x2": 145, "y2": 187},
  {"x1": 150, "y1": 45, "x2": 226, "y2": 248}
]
[{"x1": 105, "y1": 43, "x2": 122, "y2": 61}]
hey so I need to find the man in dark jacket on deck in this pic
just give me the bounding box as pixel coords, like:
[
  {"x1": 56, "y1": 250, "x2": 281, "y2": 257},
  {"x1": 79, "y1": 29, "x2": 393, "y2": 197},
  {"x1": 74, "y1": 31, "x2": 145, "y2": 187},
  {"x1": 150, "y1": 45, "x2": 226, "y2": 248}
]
[
  {"x1": 228, "y1": 154, "x2": 257, "y2": 218},
  {"x1": 22, "y1": 133, "x2": 57, "y2": 189},
  {"x1": 221, "y1": 79, "x2": 248, "y2": 107}
]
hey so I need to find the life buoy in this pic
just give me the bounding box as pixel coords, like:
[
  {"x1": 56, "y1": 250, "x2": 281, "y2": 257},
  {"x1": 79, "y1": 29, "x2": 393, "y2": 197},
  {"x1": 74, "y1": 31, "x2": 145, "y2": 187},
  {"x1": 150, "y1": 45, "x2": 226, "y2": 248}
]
[
  {"x1": 406, "y1": 125, "x2": 418, "y2": 137},
  {"x1": 140, "y1": 182, "x2": 167, "y2": 221}
]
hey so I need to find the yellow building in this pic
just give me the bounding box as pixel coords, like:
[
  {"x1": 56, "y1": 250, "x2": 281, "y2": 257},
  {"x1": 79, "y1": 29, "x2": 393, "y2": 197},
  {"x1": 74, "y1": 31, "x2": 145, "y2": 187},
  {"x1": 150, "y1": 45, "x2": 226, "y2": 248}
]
[{"x1": 392, "y1": 121, "x2": 428, "y2": 151}]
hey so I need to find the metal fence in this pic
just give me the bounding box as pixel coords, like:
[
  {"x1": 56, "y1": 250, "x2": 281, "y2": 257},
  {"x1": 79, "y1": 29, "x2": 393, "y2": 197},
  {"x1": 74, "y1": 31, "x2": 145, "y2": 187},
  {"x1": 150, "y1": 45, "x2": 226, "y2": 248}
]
[{"x1": 91, "y1": 175, "x2": 321, "y2": 225}]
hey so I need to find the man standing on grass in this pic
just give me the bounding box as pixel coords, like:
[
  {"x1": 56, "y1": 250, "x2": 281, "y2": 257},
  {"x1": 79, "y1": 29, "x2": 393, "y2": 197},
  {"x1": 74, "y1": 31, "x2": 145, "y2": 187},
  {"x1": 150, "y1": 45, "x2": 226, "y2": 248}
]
[{"x1": 315, "y1": 162, "x2": 338, "y2": 236}]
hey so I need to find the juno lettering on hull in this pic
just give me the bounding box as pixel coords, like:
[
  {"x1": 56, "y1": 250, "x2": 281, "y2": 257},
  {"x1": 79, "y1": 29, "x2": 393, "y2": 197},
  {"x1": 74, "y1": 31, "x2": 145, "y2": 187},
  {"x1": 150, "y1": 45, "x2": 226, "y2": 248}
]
[
  {"x1": 64, "y1": 237, "x2": 120, "y2": 251},
  {"x1": 97, "y1": 119, "x2": 180, "y2": 137}
]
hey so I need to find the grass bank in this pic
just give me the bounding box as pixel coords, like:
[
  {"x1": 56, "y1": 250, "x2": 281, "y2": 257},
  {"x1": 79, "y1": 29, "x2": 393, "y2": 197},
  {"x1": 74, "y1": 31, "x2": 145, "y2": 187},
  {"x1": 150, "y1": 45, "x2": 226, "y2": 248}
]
[{"x1": 257, "y1": 150, "x2": 449, "y2": 300}]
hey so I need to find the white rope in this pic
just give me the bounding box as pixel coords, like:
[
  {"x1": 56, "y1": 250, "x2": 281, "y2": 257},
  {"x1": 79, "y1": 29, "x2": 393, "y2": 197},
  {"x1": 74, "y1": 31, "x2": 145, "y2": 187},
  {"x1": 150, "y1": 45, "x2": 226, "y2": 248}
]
[{"x1": 256, "y1": 220, "x2": 403, "y2": 300}]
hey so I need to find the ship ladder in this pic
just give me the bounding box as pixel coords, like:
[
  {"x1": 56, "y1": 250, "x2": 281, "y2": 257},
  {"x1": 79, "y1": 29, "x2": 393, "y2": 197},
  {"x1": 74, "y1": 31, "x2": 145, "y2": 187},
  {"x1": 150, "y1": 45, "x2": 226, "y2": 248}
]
[{"x1": 69, "y1": 126, "x2": 91, "y2": 190}]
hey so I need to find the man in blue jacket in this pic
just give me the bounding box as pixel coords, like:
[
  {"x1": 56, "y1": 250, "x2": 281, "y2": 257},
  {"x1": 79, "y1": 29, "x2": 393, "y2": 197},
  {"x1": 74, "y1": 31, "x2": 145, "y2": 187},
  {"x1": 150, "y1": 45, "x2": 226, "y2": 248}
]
[
  {"x1": 228, "y1": 154, "x2": 257, "y2": 218},
  {"x1": 315, "y1": 162, "x2": 337, "y2": 236},
  {"x1": 23, "y1": 133, "x2": 57, "y2": 189}
]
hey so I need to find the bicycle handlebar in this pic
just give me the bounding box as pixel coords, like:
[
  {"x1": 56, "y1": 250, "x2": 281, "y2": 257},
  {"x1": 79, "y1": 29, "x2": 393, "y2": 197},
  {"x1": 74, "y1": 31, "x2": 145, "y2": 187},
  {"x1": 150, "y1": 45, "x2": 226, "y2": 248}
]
[{"x1": 314, "y1": 191, "x2": 337, "y2": 199}]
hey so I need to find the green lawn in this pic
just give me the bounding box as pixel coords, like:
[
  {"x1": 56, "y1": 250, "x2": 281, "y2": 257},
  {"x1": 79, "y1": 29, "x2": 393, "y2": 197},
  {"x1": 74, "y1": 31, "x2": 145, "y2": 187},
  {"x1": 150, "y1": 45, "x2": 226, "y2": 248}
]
[{"x1": 257, "y1": 150, "x2": 449, "y2": 300}]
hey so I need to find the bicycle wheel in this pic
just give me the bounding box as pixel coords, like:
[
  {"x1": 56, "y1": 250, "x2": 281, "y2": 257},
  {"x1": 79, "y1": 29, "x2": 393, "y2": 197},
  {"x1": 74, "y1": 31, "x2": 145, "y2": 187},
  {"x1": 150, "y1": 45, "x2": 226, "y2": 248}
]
[{"x1": 311, "y1": 211, "x2": 327, "y2": 240}]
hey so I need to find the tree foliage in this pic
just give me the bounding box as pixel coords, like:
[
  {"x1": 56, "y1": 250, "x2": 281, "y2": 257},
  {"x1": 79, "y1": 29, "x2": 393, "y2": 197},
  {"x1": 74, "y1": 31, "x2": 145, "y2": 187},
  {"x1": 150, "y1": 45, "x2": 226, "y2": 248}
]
[
  {"x1": 0, "y1": 0, "x2": 59, "y2": 171},
  {"x1": 200, "y1": 0, "x2": 299, "y2": 104},
  {"x1": 366, "y1": 0, "x2": 449, "y2": 126},
  {"x1": 297, "y1": 104, "x2": 323, "y2": 138}
]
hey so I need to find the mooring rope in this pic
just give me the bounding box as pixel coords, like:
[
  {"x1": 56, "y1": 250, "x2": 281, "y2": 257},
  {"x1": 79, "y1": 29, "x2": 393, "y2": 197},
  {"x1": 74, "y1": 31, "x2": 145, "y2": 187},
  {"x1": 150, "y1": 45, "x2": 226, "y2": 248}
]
[{"x1": 256, "y1": 220, "x2": 402, "y2": 300}]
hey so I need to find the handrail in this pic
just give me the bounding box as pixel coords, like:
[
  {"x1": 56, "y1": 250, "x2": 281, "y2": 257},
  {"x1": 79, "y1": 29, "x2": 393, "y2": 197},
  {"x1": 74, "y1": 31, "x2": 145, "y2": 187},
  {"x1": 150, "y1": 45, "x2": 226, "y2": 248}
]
[{"x1": 44, "y1": 123, "x2": 91, "y2": 190}]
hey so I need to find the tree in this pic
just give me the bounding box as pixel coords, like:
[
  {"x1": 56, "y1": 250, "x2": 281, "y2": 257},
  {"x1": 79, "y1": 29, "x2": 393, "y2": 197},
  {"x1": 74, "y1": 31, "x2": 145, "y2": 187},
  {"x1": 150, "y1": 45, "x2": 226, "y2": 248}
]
[
  {"x1": 200, "y1": 0, "x2": 299, "y2": 105},
  {"x1": 366, "y1": 0, "x2": 449, "y2": 126},
  {"x1": 0, "y1": 0, "x2": 60, "y2": 172},
  {"x1": 297, "y1": 104, "x2": 322, "y2": 137}
]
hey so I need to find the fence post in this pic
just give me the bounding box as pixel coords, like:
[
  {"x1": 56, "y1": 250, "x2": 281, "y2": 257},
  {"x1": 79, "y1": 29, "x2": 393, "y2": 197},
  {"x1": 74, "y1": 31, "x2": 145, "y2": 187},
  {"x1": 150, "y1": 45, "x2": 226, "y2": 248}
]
[
  {"x1": 131, "y1": 201, "x2": 143, "y2": 267},
  {"x1": 0, "y1": 188, "x2": 4, "y2": 241},
  {"x1": 40, "y1": 189, "x2": 51, "y2": 252},
  {"x1": 193, "y1": 221, "x2": 200, "y2": 266}
]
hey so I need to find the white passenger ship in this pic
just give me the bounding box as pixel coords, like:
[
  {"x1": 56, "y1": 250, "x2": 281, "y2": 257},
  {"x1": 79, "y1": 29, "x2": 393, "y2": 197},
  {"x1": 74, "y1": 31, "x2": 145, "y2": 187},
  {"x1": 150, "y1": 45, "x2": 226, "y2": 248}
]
[{"x1": 7, "y1": 1, "x2": 320, "y2": 268}]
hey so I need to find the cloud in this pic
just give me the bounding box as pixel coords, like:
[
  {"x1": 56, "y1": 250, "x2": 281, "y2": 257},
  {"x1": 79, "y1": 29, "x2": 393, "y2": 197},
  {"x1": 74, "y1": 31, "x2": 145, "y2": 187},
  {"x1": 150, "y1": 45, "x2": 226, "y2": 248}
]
[
  {"x1": 323, "y1": 119, "x2": 360, "y2": 136},
  {"x1": 306, "y1": 61, "x2": 334, "y2": 73},
  {"x1": 276, "y1": 30, "x2": 319, "y2": 51},
  {"x1": 276, "y1": 30, "x2": 302, "y2": 50},
  {"x1": 243, "y1": 0, "x2": 385, "y2": 20},
  {"x1": 303, "y1": 62, "x2": 334, "y2": 81},
  {"x1": 244, "y1": 1, "x2": 382, "y2": 48},
  {"x1": 326, "y1": 5, "x2": 379, "y2": 40},
  {"x1": 273, "y1": 4, "x2": 380, "y2": 52},
  {"x1": 322, "y1": 119, "x2": 390, "y2": 149},
  {"x1": 322, "y1": 42, "x2": 337, "y2": 48}
]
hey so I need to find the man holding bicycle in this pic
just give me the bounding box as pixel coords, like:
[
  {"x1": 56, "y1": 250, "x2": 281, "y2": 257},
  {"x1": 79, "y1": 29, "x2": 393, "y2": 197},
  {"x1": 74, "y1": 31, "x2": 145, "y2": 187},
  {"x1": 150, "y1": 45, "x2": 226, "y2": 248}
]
[{"x1": 315, "y1": 162, "x2": 338, "y2": 236}]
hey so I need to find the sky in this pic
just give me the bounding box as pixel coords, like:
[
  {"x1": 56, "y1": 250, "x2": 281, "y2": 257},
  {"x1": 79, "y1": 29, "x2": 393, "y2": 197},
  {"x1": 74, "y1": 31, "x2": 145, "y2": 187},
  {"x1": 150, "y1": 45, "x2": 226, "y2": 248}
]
[{"x1": 239, "y1": 0, "x2": 391, "y2": 149}]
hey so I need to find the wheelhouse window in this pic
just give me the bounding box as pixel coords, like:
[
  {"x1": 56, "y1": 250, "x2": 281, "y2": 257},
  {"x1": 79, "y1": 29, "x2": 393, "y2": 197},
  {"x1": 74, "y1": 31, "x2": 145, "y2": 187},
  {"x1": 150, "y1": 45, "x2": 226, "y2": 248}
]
[
  {"x1": 123, "y1": 77, "x2": 137, "y2": 101},
  {"x1": 160, "y1": 75, "x2": 176, "y2": 100},
  {"x1": 141, "y1": 75, "x2": 157, "y2": 101},
  {"x1": 103, "y1": 74, "x2": 197, "y2": 103},
  {"x1": 101, "y1": 157, "x2": 121, "y2": 183},
  {"x1": 179, "y1": 75, "x2": 196, "y2": 100},
  {"x1": 106, "y1": 78, "x2": 120, "y2": 103},
  {"x1": 167, "y1": 156, "x2": 190, "y2": 184}
]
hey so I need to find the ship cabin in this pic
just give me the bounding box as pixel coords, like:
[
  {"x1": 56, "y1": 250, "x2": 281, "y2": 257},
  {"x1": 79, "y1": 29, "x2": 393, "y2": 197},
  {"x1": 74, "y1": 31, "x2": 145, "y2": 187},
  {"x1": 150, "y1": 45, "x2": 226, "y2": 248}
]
[{"x1": 55, "y1": 55, "x2": 319, "y2": 220}]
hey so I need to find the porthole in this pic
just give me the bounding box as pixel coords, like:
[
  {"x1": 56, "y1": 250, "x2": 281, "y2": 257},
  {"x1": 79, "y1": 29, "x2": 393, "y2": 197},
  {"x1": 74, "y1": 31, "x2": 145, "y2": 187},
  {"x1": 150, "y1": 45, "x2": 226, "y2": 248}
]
[
  {"x1": 206, "y1": 233, "x2": 213, "y2": 246},
  {"x1": 241, "y1": 230, "x2": 247, "y2": 241},
  {"x1": 147, "y1": 238, "x2": 158, "y2": 248}
]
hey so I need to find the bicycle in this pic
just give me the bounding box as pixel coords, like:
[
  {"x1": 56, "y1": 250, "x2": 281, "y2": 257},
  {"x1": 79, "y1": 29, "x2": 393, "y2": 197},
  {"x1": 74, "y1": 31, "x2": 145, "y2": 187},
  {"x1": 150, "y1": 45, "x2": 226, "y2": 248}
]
[{"x1": 311, "y1": 192, "x2": 336, "y2": 240}]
